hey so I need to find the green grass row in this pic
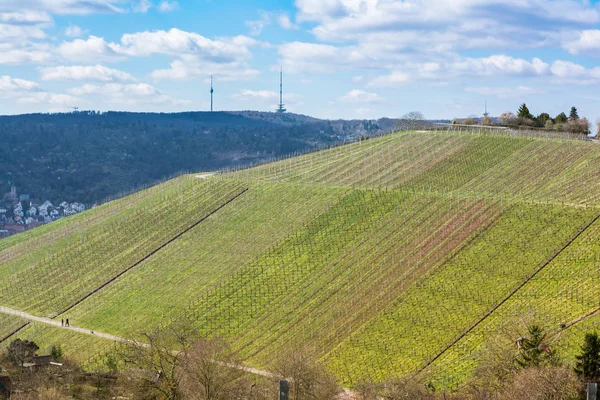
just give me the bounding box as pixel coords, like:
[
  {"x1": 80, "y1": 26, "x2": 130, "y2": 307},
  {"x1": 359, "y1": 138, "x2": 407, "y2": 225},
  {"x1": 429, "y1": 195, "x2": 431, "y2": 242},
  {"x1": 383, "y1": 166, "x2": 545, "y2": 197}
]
[
  {"x1": 0, "y1": 177, "x2": 247, "y2": 316},
  {"x1": 231, "y1": 130, "x2": 600, "y2": 205},
  {"x1": 49, "y1": 182, "x2": 348, "y2": 339},
  {"x1": 424, "y1": 209, "x2": 600, "y2": 389},
  {"x1": 324, "y1": 202, "x2": 597, "y2": 386}
]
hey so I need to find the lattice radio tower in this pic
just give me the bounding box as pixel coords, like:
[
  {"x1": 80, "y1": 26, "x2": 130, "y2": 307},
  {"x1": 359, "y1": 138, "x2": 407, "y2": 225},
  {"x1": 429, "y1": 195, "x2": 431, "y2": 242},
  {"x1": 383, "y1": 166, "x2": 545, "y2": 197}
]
[
  {"x1": 210, "y1": 76, "x2": 214, "y2": 112},
  {"x1": 277, "y1": 67, "x2": 286, "y2": 113}
]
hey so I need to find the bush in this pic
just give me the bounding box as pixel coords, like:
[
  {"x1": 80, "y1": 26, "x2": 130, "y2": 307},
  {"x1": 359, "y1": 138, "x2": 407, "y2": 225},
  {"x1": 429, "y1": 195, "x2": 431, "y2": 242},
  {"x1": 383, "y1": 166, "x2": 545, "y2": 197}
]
[
  {"x1": 499, "y1": 112, "x2": 518, "y2": 126},
  {"x1": 273, "y1": 350, "x2": 340, "y2": 400},
  {"x1": 50, "y1": 344, "x2": 63, "y2": 362},
  {"x1": 562, "y1": 118, "x2": 589, "y2": 135},
  {"x1": 496, "y1": 366, "x2": 581, "y2": 400}
]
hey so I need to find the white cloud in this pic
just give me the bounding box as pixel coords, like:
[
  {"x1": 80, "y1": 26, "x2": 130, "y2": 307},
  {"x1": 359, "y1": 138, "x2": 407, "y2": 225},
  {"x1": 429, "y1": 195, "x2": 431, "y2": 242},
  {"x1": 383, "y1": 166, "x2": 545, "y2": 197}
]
[
  {"x1": 158, "y1": 1, "x2": 178, "y2": 12},
  {"x1": 117, "y1": 29, "x2": 260, "y2": 60},
  {"x1": 549, "y1": 60, "x2": 600, "y2": 83},
  {"x1": 0, "y1": 25, "x2": 47, "y2": 40},
  {"x1": 151, "y1": 58, "x2": 260, "y2": 81},
  {"x1": 68, "y1": 82, "x2": 189, "y2": 106},
  {"x1": 0, "y1": 76, "x2": 40, "y2": 92},
  {"x1": 451, "y1": 55, "x2": 550, "y2": 77},
  {"x1": 57, "y1": 35, "x2": 122, "y2": 62},
  {"x1": 133, "y1": 0, "x2": 152, "y2": 13},
  {"x1": 352, "y1": 75, "x2": 363, "y2": 83},
  {"x1": 0, "y1": 11, "x2": 52, "y2": 24},
  {"x1": 368, "y1": 72, "x2": 410, "y2": 87},
  {"x1": 233, "y1": 89, "x2": 278, "y2": 101},
  {"x1": 64, "y1": 25, "x2": 87, "y2": 38},
  {"x1": 17, "y1": 92, "x2": 80, "y2": 105},
  {"x1": 0, "y1": 48, "x2": 52, "y2": 64},
  {"x1": 69, "y1": 82, "x2": 157, "y2": 96},
  {"x1": 232, "y1": 89, "x2": 302, "y2": 105},
  {"x1": 294, "y1": 0, "x2": 600, "y2": 50},
  {"x1": 338, "y1": 89, "x2": 384, "y2": 103},
  {"x1": 39, "y1": 65, "x2": 136, "y2": 82},
  {"x1": 465, "y1": 85, "x2": 543, "y2": 99},
  {"x1": 563, "y1": 30, "x2": 600, "y2": 55},
  {"x1": 245, "y1": 11, "x2": 271, "y2": 36},
  {"x1": 278, "y1": 42, "x2": 365, "y2": 73},
  {"x1": 277, "y1": 14, "x2": 297, "y2": 30},
  {"x1": 0, "y1": 75, "x2": 82, "y2": 108},
  {"x1": 0, "y1": 0, "x2": 126, "y2": 15}
]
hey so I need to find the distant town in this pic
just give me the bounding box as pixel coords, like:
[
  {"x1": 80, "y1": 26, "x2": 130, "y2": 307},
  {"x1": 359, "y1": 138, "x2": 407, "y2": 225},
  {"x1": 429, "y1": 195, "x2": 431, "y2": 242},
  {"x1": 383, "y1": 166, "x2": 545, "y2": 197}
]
[{"x1": 0, "y1": 185, "x2": 86, "y2": 238}]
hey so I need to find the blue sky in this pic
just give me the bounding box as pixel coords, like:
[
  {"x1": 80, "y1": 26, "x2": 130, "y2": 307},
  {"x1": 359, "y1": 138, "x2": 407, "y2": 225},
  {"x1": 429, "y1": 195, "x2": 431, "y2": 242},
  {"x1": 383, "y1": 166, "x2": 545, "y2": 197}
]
[{"x1": 1, "y1": 0, "x2": 600, "y2": 123}]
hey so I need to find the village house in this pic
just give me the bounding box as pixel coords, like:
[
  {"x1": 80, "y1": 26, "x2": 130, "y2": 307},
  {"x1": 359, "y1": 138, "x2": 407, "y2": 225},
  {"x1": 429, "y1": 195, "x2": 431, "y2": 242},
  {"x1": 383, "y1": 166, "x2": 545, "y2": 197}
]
[
  {"x1": 71, "y1": 202, "x2": 85, "y2": 213},
  {"x1": 13, "y1": 203, "x2": 24, "y2": 218},
  {"x1": 27, "y1": 206, "x2": 37, "y2": 217}
]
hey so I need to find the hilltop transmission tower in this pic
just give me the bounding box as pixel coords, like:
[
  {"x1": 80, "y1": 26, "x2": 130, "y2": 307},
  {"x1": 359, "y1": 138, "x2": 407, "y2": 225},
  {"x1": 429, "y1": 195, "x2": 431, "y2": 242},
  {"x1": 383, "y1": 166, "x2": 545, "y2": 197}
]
[
  {"x1": 483, "y1": 100, "x2": 489, "y2": 118},
  {"x1": 210, "y1": 76, "x2": 214, "y2": 112},
  {"x1": 276, "y1": 67, "x2": 286, "y2": 113}
]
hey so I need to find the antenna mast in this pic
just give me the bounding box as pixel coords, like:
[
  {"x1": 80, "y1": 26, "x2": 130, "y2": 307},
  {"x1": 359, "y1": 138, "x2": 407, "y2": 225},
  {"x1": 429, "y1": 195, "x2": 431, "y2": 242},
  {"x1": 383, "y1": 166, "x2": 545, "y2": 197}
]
[
  {"x1": 483, "y1": 100, "x2": 489, "y2": 118},
  {"x1": 277, "y1": 66, "x2": 286, "y2": 113},
  {"x1": 210, "y1": 76, "x2": 214, "y2": 112}
]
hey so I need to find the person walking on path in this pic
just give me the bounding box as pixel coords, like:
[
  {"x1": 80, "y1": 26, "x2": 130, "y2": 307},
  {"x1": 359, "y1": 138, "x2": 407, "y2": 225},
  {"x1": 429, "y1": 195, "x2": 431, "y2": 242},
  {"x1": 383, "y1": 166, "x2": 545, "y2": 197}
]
[
  {"x1": 61, "y1": 319, "x2": 64, "y2": 327},
  {"x1": 65, "y1": 318, "x2": 69, "y2": 327}
]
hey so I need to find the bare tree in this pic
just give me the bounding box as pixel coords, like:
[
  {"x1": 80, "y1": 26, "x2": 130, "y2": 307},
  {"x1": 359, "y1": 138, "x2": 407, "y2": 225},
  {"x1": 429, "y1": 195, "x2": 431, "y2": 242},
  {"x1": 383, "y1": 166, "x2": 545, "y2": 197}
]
[
  {"x1": 397, "y1": 111, "x2": 425, "y2": 131},
  {"x1": 499, "y1": 111, "x2": 518, "y2": 127},
  {"x1": 273, "y1": 350, "x2": 340, "y2": 400},
  {"x1": 118, "y1": 324, "x2": 195, "y2": 400},
  {"x1": 180, "y1": 338, "x2": 267, "y2": 400},
  {"x1": 496, "y1": 366, "x2": 582, "y2": 400}
]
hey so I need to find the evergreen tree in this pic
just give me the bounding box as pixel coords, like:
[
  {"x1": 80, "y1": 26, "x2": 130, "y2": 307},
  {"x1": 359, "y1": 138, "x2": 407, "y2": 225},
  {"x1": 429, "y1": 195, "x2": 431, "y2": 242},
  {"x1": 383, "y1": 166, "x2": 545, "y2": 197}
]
[
  {"x1": 555, "y1": 112, "x2": 568, "y2": 123},
  {"x1": 569, "y1": 106, "x2": 579, "y2": 120},
  {"x1": 575, "y1": 332, "x2": 600, "y2": 381},
  {"x1": 517, "y1": 103, "x2": 533, "y2": 119},
  {"x1": 516, "y1": 325, "x2": 555, "y2": 368}
]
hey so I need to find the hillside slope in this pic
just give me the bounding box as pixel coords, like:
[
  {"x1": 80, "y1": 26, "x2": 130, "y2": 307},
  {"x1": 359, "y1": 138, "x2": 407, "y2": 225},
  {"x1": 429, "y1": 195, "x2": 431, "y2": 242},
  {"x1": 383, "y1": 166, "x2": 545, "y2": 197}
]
[{"x1": 1, "y1": 128, "x2": 599, "y2": 389}]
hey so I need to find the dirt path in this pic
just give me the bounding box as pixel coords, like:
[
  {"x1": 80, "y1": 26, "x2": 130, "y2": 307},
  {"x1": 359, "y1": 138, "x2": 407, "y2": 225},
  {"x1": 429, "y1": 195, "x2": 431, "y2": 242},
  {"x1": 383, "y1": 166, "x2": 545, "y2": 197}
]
[
  {"x1": 0, "y1": 305, "x2": 357, "y2": 397},
  {"x1": 0, "y1": 305, "x2": 276, "y2": 379}
]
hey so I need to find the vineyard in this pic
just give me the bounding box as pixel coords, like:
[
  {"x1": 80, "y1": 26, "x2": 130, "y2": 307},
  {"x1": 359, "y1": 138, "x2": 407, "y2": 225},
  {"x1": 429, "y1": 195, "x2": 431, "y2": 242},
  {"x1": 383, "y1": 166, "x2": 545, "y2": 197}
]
[{"x1": 1, "y1": 128, "x2": 600, "y2": 390}]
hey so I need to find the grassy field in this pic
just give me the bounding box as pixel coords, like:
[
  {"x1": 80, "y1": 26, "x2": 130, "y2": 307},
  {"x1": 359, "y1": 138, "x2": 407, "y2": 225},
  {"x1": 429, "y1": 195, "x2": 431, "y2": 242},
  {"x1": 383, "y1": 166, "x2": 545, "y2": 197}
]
[{"x1": 2, "y1": 128, "x2": 600, "y2": 389}]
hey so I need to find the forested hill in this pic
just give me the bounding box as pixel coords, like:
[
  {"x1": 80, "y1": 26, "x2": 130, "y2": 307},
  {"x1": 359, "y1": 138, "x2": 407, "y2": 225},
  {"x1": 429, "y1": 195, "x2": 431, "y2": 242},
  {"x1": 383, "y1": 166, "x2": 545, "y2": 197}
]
[{"x1": 0, "y1": 111, "x2": 398, "y2": 204}]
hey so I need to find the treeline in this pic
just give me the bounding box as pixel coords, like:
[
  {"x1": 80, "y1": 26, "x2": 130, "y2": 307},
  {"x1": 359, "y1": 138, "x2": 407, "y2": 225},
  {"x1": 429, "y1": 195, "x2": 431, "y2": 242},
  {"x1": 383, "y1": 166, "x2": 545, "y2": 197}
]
[
  {"x1": 4, "y1": 322, "x2": 600, "y2": 399},
  {"x1": 454, "y1": 104, "x2": 591, "y2": 135},
  {"x1": 499, "y1": 104, "x2": 590, "y2": 134},
  {"x1": 0, "y1": 112, "x2": 392, "y2": 205}
]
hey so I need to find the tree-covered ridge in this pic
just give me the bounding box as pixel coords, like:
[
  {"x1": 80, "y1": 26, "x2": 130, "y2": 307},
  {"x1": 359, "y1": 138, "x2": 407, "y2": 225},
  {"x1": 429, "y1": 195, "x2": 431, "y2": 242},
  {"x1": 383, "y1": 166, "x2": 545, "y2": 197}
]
[{"x1": 0, "y1": 111, "x2": 398, "y2": 205}]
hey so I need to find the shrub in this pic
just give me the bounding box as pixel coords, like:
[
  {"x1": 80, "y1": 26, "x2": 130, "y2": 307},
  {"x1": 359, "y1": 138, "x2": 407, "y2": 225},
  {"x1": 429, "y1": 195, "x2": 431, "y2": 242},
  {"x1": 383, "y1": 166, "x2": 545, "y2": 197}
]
[
  {"x1": 499, "y1": 112, "x2": 518, "y2": 126},
  {"x1": 50, "y1": 344, "x2": 63, "y2": 362},
  {"x1": 496, "y1": 366, "x2": 581, "y2": 400},
  {"x1": 273, "y1": 350, "x2": 340, "y2": 400}
]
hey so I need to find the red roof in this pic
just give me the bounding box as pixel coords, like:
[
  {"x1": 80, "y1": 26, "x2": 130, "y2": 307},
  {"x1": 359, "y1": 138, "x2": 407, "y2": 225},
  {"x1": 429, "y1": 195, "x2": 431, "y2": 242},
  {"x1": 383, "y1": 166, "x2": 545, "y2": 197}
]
[{"x1": 3, "y1": 225, "x2": 24, "y2": 232}]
